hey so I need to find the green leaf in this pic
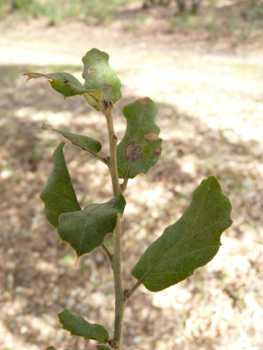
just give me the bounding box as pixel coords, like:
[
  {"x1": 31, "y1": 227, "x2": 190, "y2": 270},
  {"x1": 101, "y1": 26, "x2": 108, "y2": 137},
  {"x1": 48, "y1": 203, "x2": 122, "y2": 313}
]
[
  {"x1": 131, "y1": 176, "x2": 233, "y2": 292},
  {"x1": 57, "y1": 193, "x2": 126, "y2": 258},
  {"x1": 53, "y1": 129, "x2": 102, "y2": 154},
  {"x1": 117, "y1": 97, "x2": 162, "y2": 179},
  {"x1": 23, "y1": 72, "x2": 103, "y2": 102},
  {"x1": 58, "y1": 309, "x2": 109, "y2": 344},
  {"x1": 82, "y1": 48, "x2": 122, "y2": 104},
  {"x1": 40, "y1": 142, "x2": 81, "y2": 228},
  {"x1": 96, "y1": 346, "x2": 112, "y2": 350}
]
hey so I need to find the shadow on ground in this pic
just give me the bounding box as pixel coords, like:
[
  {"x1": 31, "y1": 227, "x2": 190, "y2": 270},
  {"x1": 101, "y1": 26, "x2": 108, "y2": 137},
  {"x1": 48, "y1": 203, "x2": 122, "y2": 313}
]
[{"x1": 1, "y1": 63, "x2": 262, "y2": 350}]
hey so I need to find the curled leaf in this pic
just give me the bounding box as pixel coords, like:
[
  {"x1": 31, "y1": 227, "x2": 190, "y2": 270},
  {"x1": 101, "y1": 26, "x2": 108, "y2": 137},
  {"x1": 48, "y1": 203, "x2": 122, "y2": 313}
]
[
  {"x1": 82, "y1": 48, "x2": 122, "y2": 103},
  {"x1": 23, "y1": 72, "x2": 103, "y2": 103},
  {"x1": 58, "y1": 309, "x2": 109, "y2": 344},
  {"x1": 53, "y1": 129, "x2": 102, "y2": 154},
  {"x1": 40, "y1": 142, "x2": 81, "y2": 228}
]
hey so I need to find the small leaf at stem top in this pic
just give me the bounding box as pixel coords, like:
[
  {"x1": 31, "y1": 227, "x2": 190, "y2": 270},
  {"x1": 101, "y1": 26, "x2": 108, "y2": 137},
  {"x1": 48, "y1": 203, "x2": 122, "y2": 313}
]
[
  {"x1": 131, "y1": 176, "x2": 233, "y2": 292},
  {"x1": 57, "y1": 193, "x2": 126, "y2": 258},
  {"x1": 58, "y1": 309, "x2": 109, "y2": 344},
  {"x1": 117, "y1": 97, "x2": 162, "y2": 179},
  {"x1": 23, "y1": 72, "x2": 103, "y2": 103},
  {"x1": 40, "y1": 142, "x2": 81, "y2": 229},
  {"x1": 82, "y1": 48, "x2": 122, "y2": 104}
]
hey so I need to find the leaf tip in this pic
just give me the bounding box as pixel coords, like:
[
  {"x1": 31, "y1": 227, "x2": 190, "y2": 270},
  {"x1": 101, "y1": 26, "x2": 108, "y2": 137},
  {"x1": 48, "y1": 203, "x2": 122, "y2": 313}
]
[
  {"x1": 41, "y1": 122, "x2": 52, "y2": 131},
  {"x1": 22, "y1": 72, "x2": 30, "y2": 82},
  {"x1": 23, "y1": 72, "x2": 46, "y2": 82},
  {"x1": 138, "y1": 97, "x2": 148, "y2": 106}
]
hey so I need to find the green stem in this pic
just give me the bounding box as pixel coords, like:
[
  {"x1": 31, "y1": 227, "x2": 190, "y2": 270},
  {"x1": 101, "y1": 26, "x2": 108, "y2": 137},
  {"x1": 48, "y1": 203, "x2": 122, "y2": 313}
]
[
  {"x1": 112, "y1": 219, "x2": 127, "y2": 349},
  {"x1": 102, "y1": 99, "x2": 125, "y2": 349},
  {"x1": 120, "y1": 161, "x2": 131, "y2": 193},
  {"x1": 104, "y1": 103, "x2": 120, "y2": 197}
]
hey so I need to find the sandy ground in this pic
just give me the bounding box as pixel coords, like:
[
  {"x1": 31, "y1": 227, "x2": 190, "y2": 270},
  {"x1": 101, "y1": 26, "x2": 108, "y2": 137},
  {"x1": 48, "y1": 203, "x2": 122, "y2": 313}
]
[{"x1": 0, "y1": 11, "x2": 263, "y2": 350}]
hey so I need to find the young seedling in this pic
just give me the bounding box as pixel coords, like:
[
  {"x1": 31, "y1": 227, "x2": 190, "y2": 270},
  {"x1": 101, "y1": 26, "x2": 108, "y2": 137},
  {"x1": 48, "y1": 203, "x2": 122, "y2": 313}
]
[{"x1": 23, "y1": 48, "x2": 232, "y2": 350}]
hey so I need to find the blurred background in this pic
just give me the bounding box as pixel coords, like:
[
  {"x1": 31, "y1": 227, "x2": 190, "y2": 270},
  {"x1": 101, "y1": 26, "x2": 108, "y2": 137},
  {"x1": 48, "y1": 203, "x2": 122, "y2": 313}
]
[{"x1": 0, "y1": 0, "x2": 263, "y2": 349}]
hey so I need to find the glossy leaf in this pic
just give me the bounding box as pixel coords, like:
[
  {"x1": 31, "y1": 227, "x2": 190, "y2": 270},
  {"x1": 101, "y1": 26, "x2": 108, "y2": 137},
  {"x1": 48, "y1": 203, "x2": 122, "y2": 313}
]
[
  {"x1": 58, "y1": 309, "x2": 109, "y2": 344},
  {"x1": 53, "y1": 129, "x2": 102, "y2": 154},
  {"x1": 117, "y1": 97, "x2": 162, "y2": 179},
  {"x1": 132, "y1": 176, "x2": 233, "y2": 292},
  {"x1": 40, "y1": 142, "x2": 81, "y2": 228},
  {"x1": 82, "y1": 48, "x2": 122, "y2": 104},
  {"x1": 57, "y1": 194, "x2": 126, "y2": 257},
  {"x1": 23, "y1": 72, "x2": 103, "y2": 103}
]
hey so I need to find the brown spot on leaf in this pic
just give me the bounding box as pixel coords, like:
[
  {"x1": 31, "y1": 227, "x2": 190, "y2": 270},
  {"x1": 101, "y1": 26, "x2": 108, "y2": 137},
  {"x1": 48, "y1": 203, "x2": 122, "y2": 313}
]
[
  {"x1": 103, "y1": 83, "x2": 112, "y2": 91},
  {"x1": 138, "y1": 97, "x2": 148, "y2": 106},
  {"x1": 153, "y1": 147, "x2": 162, "y2": 155},
  {"x1": 125, "y1": 141, "x2": 143, "y2": 162},
  {"x1": 96, "y1": 58, "x2": 102, "y2": 63},
  {"x1": 62, "y1": 79, "x2": 69, "y2": 83},
  {"x1": 87, "y1": 69, "x2": 96, "y2": 75},
  {"x1": 144, "y1": 133, "x2": 160, "y2": 141}
]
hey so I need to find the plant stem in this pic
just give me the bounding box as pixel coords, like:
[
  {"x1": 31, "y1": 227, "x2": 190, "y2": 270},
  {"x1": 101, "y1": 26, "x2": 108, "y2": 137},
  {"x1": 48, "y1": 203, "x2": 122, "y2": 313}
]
[
  {"x1": 124, "y1": 278, "x2": 143, "y2": 300},
  {"x1": 102, "y1": 100, "x2": 125, "y2": 349},
  {"x1": 120, "y1": 162, "x2": 131, "y2": 193},
  {"x1": 71, "y1": 140, "x2": 109, "y2": 165},
  {"x1": 103, "y1": 100, "x2": 120, "y2": 197},
  {"x1": 101, "y1": 243, "x2": 113, "y2": 264},
  {"x1": 112, "y1": 219, "x2": 127, "y2": 349}
]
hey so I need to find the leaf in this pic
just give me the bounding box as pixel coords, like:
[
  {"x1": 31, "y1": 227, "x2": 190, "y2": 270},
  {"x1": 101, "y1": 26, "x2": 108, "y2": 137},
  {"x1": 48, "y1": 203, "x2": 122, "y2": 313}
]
[
  {"x1": 58, "y1": 309, "x2": 109, "y2": 344},
  {"x1": 23, "y1": 72, "x2": 103, "y2": 102},
  {"x1": 57, "y1": 193, "x2": 126, "y2": 258},
  {"x1": 40, "y1": 142, "x2": 81, "y2": 228},
  {"x1": 117, "y1": 97, "x2": 162, "y2": 179},
  {"x1": 82, "y1": 48, "x2": 122, "y2": 104},
  {"x1": 131, "y1": 176, "x2": 233, "y2": 292},
  {"x1": 53, "y1": 129, "x2": 102, "y2": 154},
  {"x1": 96, "y1": 346, "x2": 112, "y2": 350}
]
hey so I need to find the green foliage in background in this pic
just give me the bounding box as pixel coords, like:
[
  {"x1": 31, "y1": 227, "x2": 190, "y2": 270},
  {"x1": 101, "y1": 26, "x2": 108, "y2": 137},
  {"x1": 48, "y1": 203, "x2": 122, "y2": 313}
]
[
  {"x1": 1, "y1": 0, "x2": 263, "y2": 41},
  {"x1": 169, "y1": 0, "x2": 263, "y2": 40},
  {"x1": 0, "y1": 0, "x2": 135, "y2": 24}
]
